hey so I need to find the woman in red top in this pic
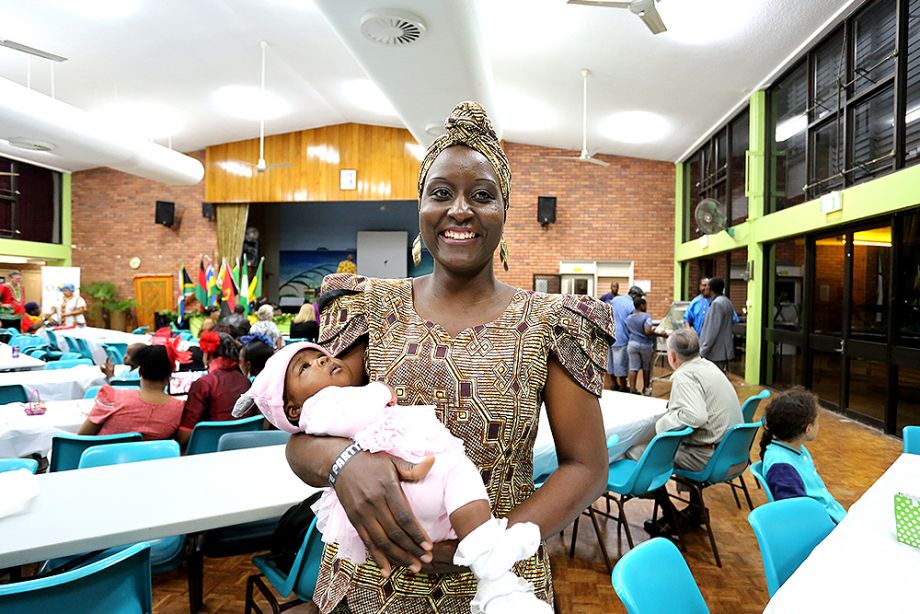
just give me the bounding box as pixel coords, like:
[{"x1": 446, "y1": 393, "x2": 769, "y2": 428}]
[{"x1": 78, "y1": 345, "x2": 185, "y2": 440}]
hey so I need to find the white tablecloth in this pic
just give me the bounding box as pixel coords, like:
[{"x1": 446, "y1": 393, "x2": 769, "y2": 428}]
[
  {"x1": 0, "y1": 343, "x2": 46, "y2": 372},
  {"x1": 0, "y1": 398, "x2": 90, "y2": 457},
  {"x1": 532, "y1": 390, "x2": 667, "y2": 478},
  {"x1": 0, "y1": 445, "x2": 317, "y2": 567},
  {"x1": 43, "y1": 328, "x2": 151, "y2": 366},
  {"x1": 764, "y1": 454, "x2": 920, "y2": 613},
  {"x1": 0, "y1": 364, "x2": 106, "y2": 402}
]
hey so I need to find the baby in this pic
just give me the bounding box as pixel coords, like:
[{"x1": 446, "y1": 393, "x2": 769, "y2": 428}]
[{"x1": 233, "y1": 342, "x2": 551, "y2": 614}]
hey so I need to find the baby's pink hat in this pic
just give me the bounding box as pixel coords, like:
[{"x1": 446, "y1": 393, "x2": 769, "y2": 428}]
[{"x1": 232, "y1": 341, "x2": 331, "y2": 433}]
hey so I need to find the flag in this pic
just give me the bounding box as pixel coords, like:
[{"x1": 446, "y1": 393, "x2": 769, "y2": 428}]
[
  {"x1": 195, "y1": 256, "x2": 208, "y2": 307},
  {"x1": 180, "y1": 265, "x2": 195, "y2": 296},
  {"x1": 231, "y1": 258, "x2": 241, "y2": 289},
  {"x1": 206, "y1": 259, "x2": 219, "y2": 306},
  {"x1": 177, "y1": 293, "x2": 186, "y2": 325},
  {"x1": 219, "y1": 258, "x2": 238, "y2": 311},
  {"x1": 248, "y1": 256, "x2": 264, "y2": 302},
  {"x1": 239, "y1": 258, "x2": 250, "y2": 315}
]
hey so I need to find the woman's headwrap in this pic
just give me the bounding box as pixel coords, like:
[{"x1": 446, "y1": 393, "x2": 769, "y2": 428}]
[
  {"x1": 149, "y1": 328, "x2": 191, "y2": 370},
  {"x1": 415, "y1": 101, "x2": 512, "y2": 270},
  {"x1": 240, "y1": 332, "x2": 273, "y2": 347},
  {"x1": 231, "y1": 341, "x2": 332, "y2": 433}
]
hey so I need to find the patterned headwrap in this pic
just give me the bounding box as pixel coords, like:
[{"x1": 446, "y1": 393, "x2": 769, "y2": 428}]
[
  {"x1": 417, "y1": 101, "x2": 511, "y2": 210},
  {"x1": 415, "y1": 101, "x2": 512, "y2": 270}
]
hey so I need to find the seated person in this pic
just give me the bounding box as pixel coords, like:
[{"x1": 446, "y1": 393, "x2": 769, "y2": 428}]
[
  {"x1": 760, "y1": 387, "x2": 846, "y2": 523},
  {"x1": 239, "y1": 334, "x2": 274, "y2": 379},
  {"x1": 288, "y1": 302, "x2": 319, "y2": 342},
  {"x1": 20, "y1": 302, "x2": 51, "y2": 334},
  {"x1": 628, "y1": 328, "x2": 742, "y2": 534},
  {"x1": 176, "y1": 331, "x2": 252, "y2": 445},
  {"x1": 250, "y1": 304, "x2": 283, "y2": 349},
  {"x1": 78, "y1": 344, "x2": 188, "y2": 440},
  {"x1": 220, "y1": 304, "x2": 251, "y2": 337},
  {"x1": 100, "y1": 342, "x2": 147, "y2": 381},
  {"x1": 232, "y1": 342, "x2": 550, "y2": 613}
]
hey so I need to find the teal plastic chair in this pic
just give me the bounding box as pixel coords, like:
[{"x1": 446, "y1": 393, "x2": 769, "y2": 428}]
[
  {"x1": 740, "y1": 389, "x2": 771, "y2": 422},
  {"x1": 749, "y1": 461, "x2": 774, "y2": 502},
  {"x1": 83, "y1": 385, "x2": 103, "y2": 400},
  {"x1": 0, "y1": 543, "x2": 152, "y2": 614},
  {"x1": 102, "y1": 342, "x2": 128, "y2": 363},
  {"x1": 62, "y1": 337, "x2": 95, "y2": 361},
  {"x1": 5, "y1": 326, "x2": 19, "y2": 338},
  {"x1": 0, "y1": 384, "x2": 28, "y2": 404},
  {"x1": 43, "y1": 328, "x2": 60, "y2": 350},
  {"x1": 611, "y1": 537, "x2": 709, "y2": 614},
  {"x1": 110, "y1": 379, "x2": 141, "y2": 388},
  {"x1": 0, "y1": 458, "x2": 38, "y2": 473},
  {"x1": 49, "y1": 432, "x2": 144, "y2": 472},
  {"x1": 572, "y1": 427, "x2": 693, "y2": 573},
  {"x1": 185, "y1": 415, "x2": 264, "y2": 456},
  {"x1": 186, "y1": 430, "x2": 291, "y2": 612},
  {"x1": 672, "y1": 421, "x2": 762, "y2": 567},
  {"x1": 244, "y1": 516, "x2": 326, "y2": 612},
  {"x1": 132, "y1": 326, "x2": 150, "y2": 335},
  {"x1": 58, "y1": 352, "x2": 83, "y2": 361},
  {"x1": 46, "y1": 358, "x2": 94, "y2": 370},
  {"x1": 747, "y1": 498, "x2": 835, "y2": 597},
  {"x1": 904, "y1": 426, "x2": 919, "y2": 455}
]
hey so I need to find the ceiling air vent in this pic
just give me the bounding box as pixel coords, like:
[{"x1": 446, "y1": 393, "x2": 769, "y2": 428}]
[
  {"x1": 5, "y1": 137, "x2": 55, "y2": 152},
  {"x1": 360, "y1": 9, "x2": 426, "y2": 46}
]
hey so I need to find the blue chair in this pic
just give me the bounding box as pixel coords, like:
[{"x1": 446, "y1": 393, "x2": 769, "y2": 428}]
[
  {"x1": 110, "y1": 379, "x2": 141, "y2": 388},
  {"x1": 0, "y1": 384, "x2": 28, "y2": 404},
  {"x1": 747, "y1": 498, "x2": 835, "y2": 597},
  {"x1": 62, "y1": 336, "x2": 91, "y2": 361},
  {"x1": 185, "y1": 415, "x2": 264, "y2": 456},
  {"x1": 102, "y1": 342, "x2": 128, "y2": 363},
  {"x1": 244, "y1": 516, "x2": 326, "y2": 613},
  {"x1": 0, "y1": 458, "x2": 38, "y2": 473},
  {"x1": 43, "y1": 328, "x2": 60, "y2": 350},
  {"x1": 58, "y1": 352, "x2": 83, "y2": 361},
  {"x1": 672, "y1": 421, "x2": 762, "y2": 567},
  {"x1": 132, "y1": 326, "x2": 150, "y2": 335},
  {"x1": 904, "y1": 425, "x2": 919, "y2": 455},
  {"x1": 5, "y1": 326, "x2": 19, "y2": 338},
  {"x1": 83, "y1": 385, "x2": 103, "y2": 400},
  {"x1": 186, "y1": 430, "x2": 291, "y2": 612},
  {"x1": 611, "y1": 537, "x2": 709, "y2": 614},
  {"x1": 749, "y1": 461, "x2": 774, "y2": 502},
  {"x1": 571, "y1": 427, "x2": 693, "y2": 573},
  {"x1": 218, "y1": 430, "x2": 291, "y2": 451},
  {"x1": 0, "y1": 543, "x2": 152, "y2": 614},
  {"x1": 49, "y1": 432, "x2": 144, "y2": 472},
  {"x1": 741, "y1": 389, "x2": 771, "y2": 423},
  {"x1": 46, "y1": 358, "x2": 94, "y2": 370}
]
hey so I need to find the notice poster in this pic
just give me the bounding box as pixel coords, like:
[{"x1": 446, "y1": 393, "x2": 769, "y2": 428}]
[{"x1": 41, "y1": 266, "x2": 81, "y2": 318}]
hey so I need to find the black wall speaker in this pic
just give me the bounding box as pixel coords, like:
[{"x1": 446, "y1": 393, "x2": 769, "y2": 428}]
[
  {"x1": 201, "y1": 202, "x2": 215, "y2": 220},
  {"x1": 537, "y1": 196, "x2": 557, "y2": 225},
  {"x1": 155, "y1": 200, "x2": 175, "y2": 227}
]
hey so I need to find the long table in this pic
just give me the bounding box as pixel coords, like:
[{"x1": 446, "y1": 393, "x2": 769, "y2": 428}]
[
  {"x1": 764, "y1": 453, "x2": 920, "y2": 613},
  {"x1": 0, "y1": 364, "x2": 105, "y2": 401},
  {"x1": 0, "y1": 445, "x2": 318, "y2": 568},
  {"x1": 532, "y1": 390, "x2": 667, "y2": 478},
  {"x1": 0, "y1": 398, "x2": 90, "y2": 457},
  {"x1": 0, "y1": 343, "x2": 46, "y2": 372}
]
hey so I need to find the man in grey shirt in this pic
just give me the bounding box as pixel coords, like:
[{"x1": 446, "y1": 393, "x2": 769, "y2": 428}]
[
  {"x1": 699, "y1": 277, "x2": 734, "y2": 372},
  {"x1": 630, "y1": 328, "x2": 742, "y2": 534}
]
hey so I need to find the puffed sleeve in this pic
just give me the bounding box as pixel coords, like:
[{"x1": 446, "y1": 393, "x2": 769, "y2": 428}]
[
  {"x1": 549, "y1": 294, "x2": 616, "y2": 396},
  {"x1": 317, "y1": 273, "x2": 369, "y2": 357}
]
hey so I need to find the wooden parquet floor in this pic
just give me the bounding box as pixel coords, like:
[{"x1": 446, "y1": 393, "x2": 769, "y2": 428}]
[{"x1": 151, "y1": 377, "x2": 904, "y2": 613}]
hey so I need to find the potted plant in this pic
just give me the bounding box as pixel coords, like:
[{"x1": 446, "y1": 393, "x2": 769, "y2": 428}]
[
  {"x1": 83, "y1": 281, "x2": 117, "y2": 328},
  {"x1": 109, "y1": 298, "x2": 137, "y2": 332}
]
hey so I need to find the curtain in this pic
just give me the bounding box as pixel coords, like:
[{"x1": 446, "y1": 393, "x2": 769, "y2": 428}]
[{"x1": 215, "y1": 203, "x2": 249, "y2": 263}]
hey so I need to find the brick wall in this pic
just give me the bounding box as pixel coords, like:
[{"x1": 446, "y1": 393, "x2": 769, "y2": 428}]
[
  {"x1": 498, "y1": 142, "x2": 675, "y2": 316},
  {"x1": 71, "y1": 150, "x2": 216, "y2": 303}
]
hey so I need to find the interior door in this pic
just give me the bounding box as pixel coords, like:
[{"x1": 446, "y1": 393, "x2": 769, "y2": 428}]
[{"x1": 133, "y1": 274, "x2": 174, "y2": 329}]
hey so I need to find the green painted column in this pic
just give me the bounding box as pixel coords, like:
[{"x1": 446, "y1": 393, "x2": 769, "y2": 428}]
[
  {"x1": 674, "y1": 162, "x2": 685, "y2": 302},
  {"x1": 744, "y1": 91, "x2": 767, "y2": 384}
]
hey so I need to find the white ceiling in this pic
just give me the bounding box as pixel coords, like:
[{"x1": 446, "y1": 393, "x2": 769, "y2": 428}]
[{"x1": 0, "y1": 0, "x2": 855, "y2": 173}]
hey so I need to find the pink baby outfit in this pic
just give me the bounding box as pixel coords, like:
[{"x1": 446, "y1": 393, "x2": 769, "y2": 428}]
[{"x1": 301, "y1": 381, "x2": 489, "y2": 564}]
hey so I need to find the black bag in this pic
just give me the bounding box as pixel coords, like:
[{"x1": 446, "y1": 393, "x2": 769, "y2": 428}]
[{"x1": 269, "y1": 491, "x2": 323, "y2": 570}]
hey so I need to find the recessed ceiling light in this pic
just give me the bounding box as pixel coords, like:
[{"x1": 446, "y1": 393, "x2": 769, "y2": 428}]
[
  {"x1": 91, "y1": 102, "x2": 185, "y2": 140},
  {"x1": 495, "y1": 87, "x2": 557, "y2": 133},
  {"x1": 601, "y1": 110, "x2": 670, "y2": 144},
  {"x1": 212, "y1": 85, "x2": 291, "y2": 121},
  {"x1": 342, "y1": 79, "x2": 398, "y2": 117},
  {"x1": 657, "y1": 0, "x2": 764, "y2": 44}
]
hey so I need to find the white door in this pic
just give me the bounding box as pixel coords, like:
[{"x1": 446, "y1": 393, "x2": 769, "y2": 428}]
[{"x1": 356, "y1": 231, "x2": 408, "y2": 279}]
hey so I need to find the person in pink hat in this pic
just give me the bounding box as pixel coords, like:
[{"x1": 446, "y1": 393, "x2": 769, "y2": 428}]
[{"x1": 234, "y1": 342, "x2": 551, "y2": 614}]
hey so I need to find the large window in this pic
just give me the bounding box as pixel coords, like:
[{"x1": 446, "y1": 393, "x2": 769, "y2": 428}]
[
  {"x1": 682, "y1": 109, "x2": 749, "y2": 240},
  {"x1": 768, "y1": 0, "x2": 920, "y2": 211},
  {"x1": 0, "y1": 156, "x2": 62, "y2": 244}
]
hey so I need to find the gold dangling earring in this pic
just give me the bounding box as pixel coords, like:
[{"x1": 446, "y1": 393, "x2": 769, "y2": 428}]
[
  {"x1": 412, "y1": 233, "x2": 423, "y2": 267},
  {"x1": 499, "y1": 237, "x2": 509, "y2": 271}
]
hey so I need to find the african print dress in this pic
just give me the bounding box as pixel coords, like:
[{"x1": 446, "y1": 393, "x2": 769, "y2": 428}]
[{"x1": 315, "y1": 274, "x2": 614, "y2": 614}]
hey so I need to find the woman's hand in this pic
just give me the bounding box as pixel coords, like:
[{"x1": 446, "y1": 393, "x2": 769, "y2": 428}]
[
  {"x1": 417, "y1": 540, "x2": 467, "y2": 575},
  {"x1": 334, "y1": 451, "x2": 435, "y2": 577}
]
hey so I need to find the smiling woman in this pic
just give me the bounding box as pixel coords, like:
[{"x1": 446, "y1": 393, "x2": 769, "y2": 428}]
[{"x1": 284, "y1": 101, "x2": 614, "y2": 613}]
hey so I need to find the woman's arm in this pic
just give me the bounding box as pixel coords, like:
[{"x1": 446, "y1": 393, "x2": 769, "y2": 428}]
[
  {"x1": 284, "y1": 339, "x2": 434, "y2": 577},
  {"x1": 78, "y1": 418, "x2": 102, "y2": 435}
]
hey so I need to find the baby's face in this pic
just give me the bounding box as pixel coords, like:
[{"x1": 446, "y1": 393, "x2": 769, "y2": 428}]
[{"x1": 284, "y1": 348, "x2": 353, "y2": 409}]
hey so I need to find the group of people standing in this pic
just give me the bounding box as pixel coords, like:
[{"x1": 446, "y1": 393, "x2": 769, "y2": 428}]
[
  {"x1": 602, "y1": 282, "x2": 668, "y2": 395},
  {"x1": 684, "y1": 276, "x2": 739, "y2": 372}
]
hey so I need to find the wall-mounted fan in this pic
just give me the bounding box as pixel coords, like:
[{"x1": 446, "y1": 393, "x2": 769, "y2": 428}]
[
  {"x1": 567, "y1": 0, "x2": 666, "y2": 35},
  {"x1": 695, "y1": 198, "x2": 728, "y2": 235},
  {"x1": 547, "y1": 69, "x2": 610, "y2": 167}
]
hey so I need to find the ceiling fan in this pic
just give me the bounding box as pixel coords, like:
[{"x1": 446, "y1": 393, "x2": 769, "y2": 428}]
[
  {"x1": 548, "y1": 69, "x2": 610, "y2": 167},
  {"x1": 231, "y1": 41, "x2": 291, "y2": 174},
  {"x1": 567, "y1": 0, "x2": 667, "y2": 35}
]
